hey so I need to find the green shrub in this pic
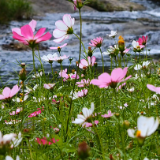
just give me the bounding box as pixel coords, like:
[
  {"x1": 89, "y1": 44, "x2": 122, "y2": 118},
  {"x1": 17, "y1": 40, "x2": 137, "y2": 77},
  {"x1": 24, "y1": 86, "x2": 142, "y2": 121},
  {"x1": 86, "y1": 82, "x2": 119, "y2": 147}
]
[{"x1": 0, "y1": 0, "x2": 32, "y2": 24}]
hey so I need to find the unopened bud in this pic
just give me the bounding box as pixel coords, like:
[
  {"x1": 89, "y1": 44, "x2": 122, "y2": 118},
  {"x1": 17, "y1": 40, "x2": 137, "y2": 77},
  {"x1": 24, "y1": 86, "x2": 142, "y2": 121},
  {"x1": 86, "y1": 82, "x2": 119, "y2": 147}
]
[
  {"x1": 94, "y1": 62, "x2": 97, "y2": 67},
  {"x1": 49, "y1": 60, "x2": 53, "y2": 64},
  {"x1": 78, "y1": 141, "x2": 90, "y2": 159},
  {"x1": 115, "y1": 113, "x2": 120, "y2": 117},
  {"x1": 123, "y1": 120, "x2": 130, "y2": 128},
  {"x1": 69, "y1": 57, "x2": 73, "y2": 63},
  {"x1": 21, "y1": 63, "x2": 25, "y2": 68},
  {"x1": 19, "y1": 68, "x2": 26, "y2": 81},
  {"x1": 57, "y1": 46, "x2": 61, "y2": 53},
  {"x1": 118, "y1": 36, "x2": 125, "y2": 52},
  {"x1": 88, "y1": 47, "x2": 93, "y2": 57},
  {"x1": 72, "y1": 69, "x2": 75, "y2": 73},
  {"x1": 76, "y1": 61, "x2": 79, "y2": 65}
]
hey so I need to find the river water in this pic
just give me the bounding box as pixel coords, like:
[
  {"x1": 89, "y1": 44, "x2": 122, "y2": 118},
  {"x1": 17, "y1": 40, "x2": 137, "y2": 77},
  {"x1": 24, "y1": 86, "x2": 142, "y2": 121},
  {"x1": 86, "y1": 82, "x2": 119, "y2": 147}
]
[{"x1": 0, "y1": 0, "x2": 160, "y2": 86}]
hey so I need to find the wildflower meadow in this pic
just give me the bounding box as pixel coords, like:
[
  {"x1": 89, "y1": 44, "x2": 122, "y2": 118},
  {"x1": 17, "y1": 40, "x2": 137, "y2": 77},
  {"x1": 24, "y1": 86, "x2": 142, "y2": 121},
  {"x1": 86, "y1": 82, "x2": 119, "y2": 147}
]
[{"x1": 1, "y1": 0, "x2": 160, "y2": 159}]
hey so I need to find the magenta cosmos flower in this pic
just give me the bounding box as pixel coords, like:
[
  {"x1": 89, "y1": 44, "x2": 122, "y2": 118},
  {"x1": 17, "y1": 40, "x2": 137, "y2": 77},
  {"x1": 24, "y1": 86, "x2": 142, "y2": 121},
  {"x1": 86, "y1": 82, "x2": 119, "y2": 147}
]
[
  {"x1": 12, "y1": 20, "x2": 52, "y2": 48},
  {"x1": 78, "y1": 56, "x2": 96, "y2": 69},
  {"x1": 101, "y1": 110, "x2": 113, "y2": 118},
  {"x1": 0, "y1": 85, "x2": 20, "y2": 101},
  {"x1": 147, "y1": 84, "x2": 160, "y2": 94},
  {"x1": 53, "y1": 14, "x2": 75, "y2": 43},
  {"x1": 28, "y1": 108, "x2": 44, "y2": 118},
  {"x1": 89, "y1": 37, "x2": 103, "y2": 48},
  {"x1": 91, "y1": 67, "x2": 131, "y2": 88},
  {"x1": 138, "y1": 36, "x2": 148, "y2": 45},
  {"x1": 36, "y1": 137, "x2": 59, "y2": 145}
]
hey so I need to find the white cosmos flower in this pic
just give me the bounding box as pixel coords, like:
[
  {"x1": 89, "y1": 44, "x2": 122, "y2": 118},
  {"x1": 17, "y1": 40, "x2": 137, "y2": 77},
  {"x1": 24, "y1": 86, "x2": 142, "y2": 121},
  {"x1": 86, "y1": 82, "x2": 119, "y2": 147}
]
[
  {"x1": 127, "y1": 87, "x2": 134, "y2": 92},
  {"x1": 12, "y1": 95, "x2": 28, "y2": 102},
  {"x1": 142, "y1": 61, "x2": 150, "y2": 68},
  {"x1": 24, "y1": 85, "x2": 38, "y2": 94},
  {"x1": 127, "y1": 116, "x2": 159, "y2": 138},
  {"x1": 108, "y1": 30, "x2": 117, "y2": 37},
  {"x1": 134, "y1": 64, "x2": 142, "y2": 70},
  {"x1": 44, "y1": 83, "x2": 55, "y2": 89},
  {"x1": 32, "y1": 72, "x2": 42, "y2": 78},
  {"x1": 72, "y1": 103, "x2": 94, "y2": 125},
  {"x1": 0, "y1": 131, "x2": 16, "y2": 145},
  {"x1": 41, "y1": 53, "x2": 58, "y2": 62},
  {"x1": 5, "y1": 156, "x2": 20, "y2": 160},
  {"x1": 53, "y1": 14, "x2": 75, "y2": 43}
]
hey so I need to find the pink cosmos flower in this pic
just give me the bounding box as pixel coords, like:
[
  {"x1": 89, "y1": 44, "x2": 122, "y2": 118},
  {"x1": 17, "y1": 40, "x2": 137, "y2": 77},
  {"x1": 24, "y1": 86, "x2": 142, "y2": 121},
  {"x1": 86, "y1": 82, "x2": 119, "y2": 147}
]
[
  {"x1": 147, "y1": 84, "x2": 160, "y2": 94},
  {"x1": 10, "y1": 108, "x2": 23, "y2": 115},
  {"x1": 101, "y1": 110, "x2": 113, "y2": 118},
  {"x1": 138, "y1": 36, "x2": 148, "y2": 45},
  {"x1": 36, "y1": 137, "x2": 59, "y2": 145},
  {"x1": 50, "y1": 43, "x2": 67, "y2": 50},
  {"x1": 82, "y1": 120, "x2": 99, "y2": 128},
  {"x1": 89, "y1": 37, "x2": 103, "y2": 48},
  {"x1": 52, "y1": 55, "x2": 69, "y2": 63},
  {"x1": 59, "y1": 68, "x2": 79, "y2": 81},
  {"x1": 123, "y1": 48, "x2": 130, "y2": 54},
  {"x1": 76, "y1": 79, "x2": 90, "y2": 87},
  {"x1": 78, "y1": 56, "x2": 96, "y2": 69},
  {"x1": 0, "y1": 85, "x2": 20, "y2": 101},
  {"x1": 28, "y1": 108, "x2": 44, "y2": 118},
  {"x1": 12, "y1": 20, "x2": 52, "y2": 47},
  {"x1": 77, "y1": 89, "x2": 88, "y2": 98},
  {"x1": 44, "y1": 83, "x2": 55, "y2": 90},
  {"x1": 132, "y1": 40, "x2": 144, "y2": 52},
  {"x1": 53, "y1": 14, "x2": 75, "y2": 43},
  {"x1": 91, "y1": 67, "x2": 131, "y2": 88}
]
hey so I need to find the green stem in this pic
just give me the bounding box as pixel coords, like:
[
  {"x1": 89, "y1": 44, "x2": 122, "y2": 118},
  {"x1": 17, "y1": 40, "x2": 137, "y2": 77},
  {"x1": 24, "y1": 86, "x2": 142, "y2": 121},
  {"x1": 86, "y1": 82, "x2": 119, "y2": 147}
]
[
  {"x1": 50, "y1": 63, "x2": 54, "y2": 80},
  {"x1": 32, "y1": 48, "x2": 36, "y2": 74},
  {"x1": 99, "y1": 47, "x2": 104, "y2": 72}
]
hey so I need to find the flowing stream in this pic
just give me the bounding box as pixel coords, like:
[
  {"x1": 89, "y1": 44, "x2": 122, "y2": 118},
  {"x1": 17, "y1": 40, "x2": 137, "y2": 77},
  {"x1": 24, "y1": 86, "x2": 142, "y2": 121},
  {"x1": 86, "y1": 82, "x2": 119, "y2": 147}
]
[{"x1": 0, "y1": 0, "x2": 160, "y2": 85}]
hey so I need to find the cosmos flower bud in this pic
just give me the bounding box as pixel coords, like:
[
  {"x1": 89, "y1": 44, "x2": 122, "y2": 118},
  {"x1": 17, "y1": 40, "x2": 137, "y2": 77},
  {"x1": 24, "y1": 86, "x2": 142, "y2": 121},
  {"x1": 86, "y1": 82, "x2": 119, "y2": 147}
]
[
  {"x1": 109, "y1": 154, "x2": 114, "y2": 160},
  {"x1": 21, "y1": 63, "x2": 25, "y2": 68},
  {"x1": 19, "y1": 68, "x2": 27, "y2": 81},
  {"x1": 78, "y1": 141, "x2": 90, "y2": 159},
  {"x1": 88, "y1": 47, "x2": 93, "y2": 57},
  {"x1": 123, "y1": 120, "x2": 130, "y2": 128},
  {"x1": 115, "y1": 113, "x2": 120, "y2": 117},
  {"x1": 94, "y1": 62, "x2": 97, "y2": 67},
  {"x1": 118, "y1": 36, "x2": 125, "y2": 52},
  {"x1": 57, "y1": 46, "x2": 61, "y2": 53}
]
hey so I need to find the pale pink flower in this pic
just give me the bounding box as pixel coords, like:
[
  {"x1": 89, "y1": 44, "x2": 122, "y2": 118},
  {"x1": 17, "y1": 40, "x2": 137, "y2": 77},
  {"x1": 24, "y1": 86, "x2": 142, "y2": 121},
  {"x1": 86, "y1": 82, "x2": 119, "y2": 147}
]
[
  {"x1": 36, "y1": 137, "x2": 59, "y2": 145},
  {"x1": 5, "y1": 120, "x2": 21, "y2": 125},
  {"x1": 82, "y1": 120, "x2": 99, "y2": 128},
  {"x1": 53, "y1": 14, "x2": 75, "y2": 43},
  {"x1": 147, "y1": 84, "x2": 160, "y2": 94},
  {"x1": 44, "y1": 83, "x2": 55, "y2": 90},
  {"x1": 50, "y1": 43, "x2": 67, "y2": 50},
  {"x1": 76, "y1": 79, "x2": 90, "y2": 87},
  {"x1": 52, "y1": 55, "x2": 69, "y2": 63},
  {"x1": 94, "y1": 120, "x2": 99, "y2": 125},
  {"x1": 116, "y1": 82, "x2": 126, "y2": 91},
  {"x1": 101, "y1": 110, "x2": 113, "y2": 118},
  {"x1": 78, "y1": 56, "x2": 96, "y2": 69},
  {"x1": 0, "y1": 85, "x2": 20, "y2": 101},
  {"x1": 10, "y1": 108, "x2": 23, "y2": 115},
  {"x1": 77, "y1": 89, "x2": 88, "y2": 98},
  {"x1": 89, "y1": 37, "x2": 103, "y2": 48},
  {"x1": 123, "y1": 48, "x2": 130, "y2": 54},
  {"x1": 28, "y1": 108, "x2": 44, "y2": 118},
  {"x1": 12, "y1": 20, "x2": 52, "y2": 47},
  {"x1": 138, "y1": 36, "x2": 148, "y2": 45},
  {"x1": 91, "y1": 67, "x2": 131, "y2": 88}
]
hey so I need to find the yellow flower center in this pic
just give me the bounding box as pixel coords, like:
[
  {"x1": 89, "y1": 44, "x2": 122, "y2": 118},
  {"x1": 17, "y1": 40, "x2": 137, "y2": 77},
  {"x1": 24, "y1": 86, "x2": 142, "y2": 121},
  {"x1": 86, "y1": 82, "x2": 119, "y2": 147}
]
[
  {"x1": 20, "y1": 99, "x2": 23, "y2": 102},
  {"x1": 136, "y1": 130, "x2": 141, "y2": 137}
]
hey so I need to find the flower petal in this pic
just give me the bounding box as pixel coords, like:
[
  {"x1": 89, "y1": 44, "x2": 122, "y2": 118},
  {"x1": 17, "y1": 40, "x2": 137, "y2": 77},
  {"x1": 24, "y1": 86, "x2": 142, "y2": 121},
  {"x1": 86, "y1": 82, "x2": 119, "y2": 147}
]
[
  {"x1": 55, "y1": 20, "x2": 68, "y2": 31},
  {"x1": 34, "y1": 28, "x2": 46, "y2": 40},
  {"x1": 21, "y1": 25, "x2": 34, "y2": 40},
  {"x1": 36, "y1": 32, "x2": 52, "y2": 43},
  {"x1": 63, "y1": 14, "x2": 72, "y2": 28}
]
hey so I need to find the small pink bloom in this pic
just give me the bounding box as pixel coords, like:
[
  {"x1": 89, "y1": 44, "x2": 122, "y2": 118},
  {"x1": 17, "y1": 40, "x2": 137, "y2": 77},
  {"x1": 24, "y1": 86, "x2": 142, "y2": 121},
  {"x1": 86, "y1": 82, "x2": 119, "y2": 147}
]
[
  {"x1": 123, "y1": 48, "x2": 130, "y2": 54},
  {"x1": 78, "y1": 56, "x2": 96, "y2": 69},
  {"x1": 147, "y1": 84, "x2": 160, "y2": 94},
  {"x1": 52, "y1": 95, "x2": 63, "y2": 104},
  {"x1": 89, "y1": 37, "x2": 103, "y2": 48},
  {"x1": 94, "y1": 120, "x2": 99, "y2": 125},
  {"x1": 50, "y1": 43, "x2": 67, "y2": 50},
  {"x1": 10, "y1": 108, "x2": 23, "y2": 115},
  {"x1": 36, "y1": 137, "x2": 59, "y2": 145},
  {"x1": 77, "y1": 89, "x2": 88, "y2": 98},
  {"x1": 53, "y1": 14, "x2": 74, "y2": 43},
  {"x1": 101, "y1": 110, "x2": 113, "y2": 118},
  {"x1": 91, "y1": 67, "x2": 131, "y2": 88},
  {"x1": 0, "y1": 85, "x2": 20, "y2": 101},
  {"x1": 73, "y1": 0, "x2": 77, "y2": 11},
  {"x1": 12, "y1": 20, "x2": 52, "y2": 47},
  {"x1": 138, "y1": 36, "x2": 148, "y2": 45},
  {"x1": 28, "y1": 108, "x2": 44, "y2": 118},
  {"x1": 116, "y1": 83, "x2": 126, "y2": 91},
  {"x1": 52, "y1": 55, "x2": 69, "y2": 62},
  {"x1": 83, "y1": 122, "x2": 92, "y2": 128},
  {"x1": 76, "y1": 79, "x2": 90, "y2": 87},
  {"x1": 44, "y1": 83, "x2": 55, "y2": 90}
]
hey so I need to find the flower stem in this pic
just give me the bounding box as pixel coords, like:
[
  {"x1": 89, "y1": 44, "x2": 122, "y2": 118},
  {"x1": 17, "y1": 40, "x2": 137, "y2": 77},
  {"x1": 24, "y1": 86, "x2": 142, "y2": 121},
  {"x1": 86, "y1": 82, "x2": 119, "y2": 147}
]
[
  {"x1": 32, "y1": 48, "x2": 36, "y2": 74},
  {"x1": 99, "y1": 47, "x2": 104, "y2": 72}
]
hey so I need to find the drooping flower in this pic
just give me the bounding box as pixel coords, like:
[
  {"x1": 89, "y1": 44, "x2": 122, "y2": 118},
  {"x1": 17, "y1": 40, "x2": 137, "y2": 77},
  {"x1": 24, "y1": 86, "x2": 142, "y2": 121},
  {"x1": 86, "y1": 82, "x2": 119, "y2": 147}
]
[
  {"x1": 73, "y1": 0, "x2": 83, "y2": 11},
  {"x1": 12, "y1": 20, "x2": 52, "y2": 48},
  {"x1": 28, "y1": 108, "x2": 44, "y2": 118},
  {"x1": 132, "y1": 40, "x2": 144, "y2": 52},
  {"x1": 78, "y1": 56, "x2": 96, "y2": 69},
  {"x1": 53, "y1": 14, "x2": 75, "y2": 43},
  {"x1": 147, "y1": 84, "x2": 160, "y2": 94},
  {"x1": 127, "y1": 116, "x2": 159, "y2": 138},
  {"x1": 36, "y1": 137, "x2": 59, "y2": 145},
  {"x1": 91, "y1": 67, "x2": 131, "y2": 88},
  {"x1": 76, "y1": 79, "x2": 90, "y2": 87},
  {"x1": 0, "y1": 85, "x2": 20, "y2": 101},
  {"x1": 138, "y1": 35, "x2": 148, "y2": 45},
  {"x1": 108, "y1": 31, "x2": 117, "y2": 38},
  {"x1": 41, "y1": 53, "x2": 58, "y2": 63},
  {"x1": 44, "y1": 83, "x2": 55, "y2": 90},
  {"x1": 89, "y1": 37, "x2": 103, "y2": 48},
  {"x1": 72, "y1": 103, "x2": 94, "y2": 125},
  {"x1": 101, "y1": 110, "x2": 113, "y2": 118}
]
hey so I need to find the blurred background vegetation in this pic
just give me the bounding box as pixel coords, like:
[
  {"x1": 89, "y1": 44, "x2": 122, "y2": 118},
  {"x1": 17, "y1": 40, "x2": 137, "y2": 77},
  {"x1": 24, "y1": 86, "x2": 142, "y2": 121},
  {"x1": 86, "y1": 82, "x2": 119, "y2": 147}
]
[{"x1": 0, "y1": 0, "x2": 32, "y2": 24}]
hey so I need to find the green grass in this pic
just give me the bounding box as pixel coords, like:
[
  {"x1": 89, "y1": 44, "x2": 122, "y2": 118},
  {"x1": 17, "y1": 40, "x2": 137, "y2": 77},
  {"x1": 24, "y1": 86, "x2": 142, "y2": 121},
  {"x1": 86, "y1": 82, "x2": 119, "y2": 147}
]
[{"x1": 0, "y1": 0, "x2": 32, "y2": 24}]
